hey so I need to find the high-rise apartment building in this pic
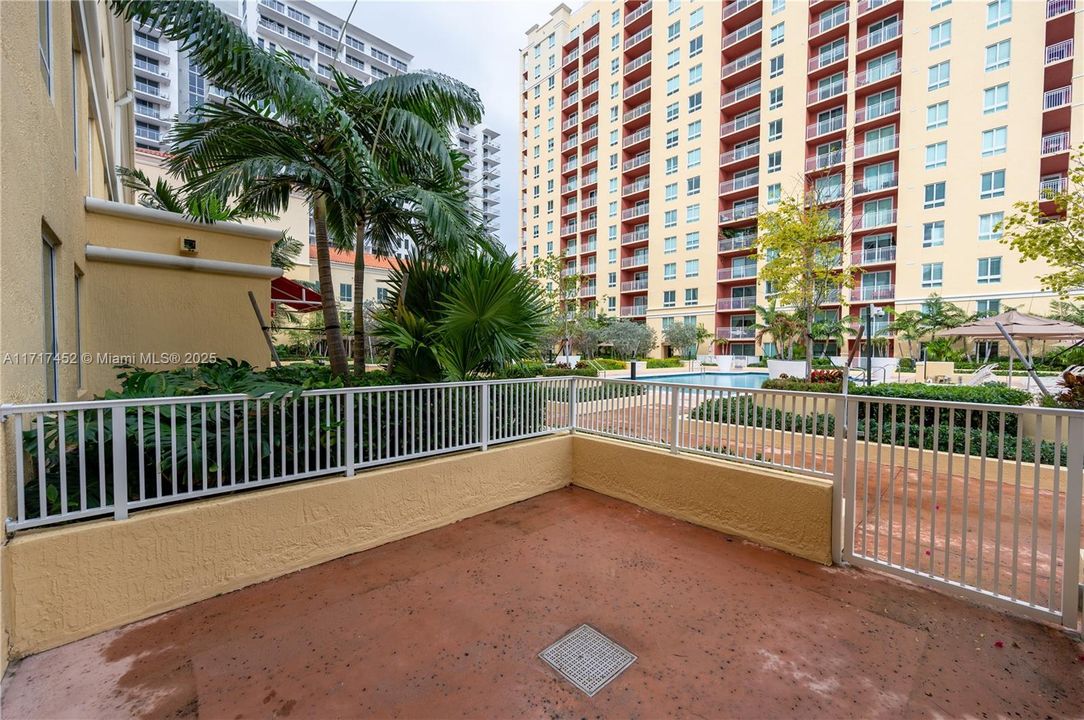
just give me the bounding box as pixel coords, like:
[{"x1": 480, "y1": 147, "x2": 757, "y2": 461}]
[
  {"x1": 133, "y1": 0, "x2": 500, "y2": 249},
  {"x1": 521, "y1": 0, "x2": 1081, "y2": 358}
]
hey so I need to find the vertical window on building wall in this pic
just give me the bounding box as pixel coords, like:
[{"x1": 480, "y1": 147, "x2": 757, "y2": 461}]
[
  {"x1": 667, "y1": 48, "x2": 680, "y2": 68},
  {"x1": 38, "y1": 0, "x2": 52, "y2": 94},
  {"x1": 921, "y1": 262, "x2": 944, "y2": 288},
  {"x1": 666, "y1": 102, "x2": 679, "y2": 121},
  {"x1": 684, "y1": 259, "x2": 699, "y2": 277},
  {"x1": 772, "y1": 0, "x2": 785, "y2": 12},
  {"x1": 665, "y1": 129, "x2": 679, "y2": 148},
  {"x1": 42, "y1": 233, "x2": 59, "y2": 401},
  {"x1": 980, "y1": 169, "x2": 1006, "y2": 198},
  {"x1": 608, "y1": 248, "x2": 617, "y2": 263},
  {"x1": 669, "y1": 0, "x2": 681, "y2": 14},
  {"x1": 667, "y1": 21, "x2": 680, "y2": 40},
  {"x1": 686, "y1": 204, "x2": 700, "y2": 222},
  {"x1": 767, "y1": 184, "x2": 782, "y2": 205},
  {"x1": 768, "y1": 87, "x2": 783, "y2": 109},
  {"x1": 685, "y1": 288, "x2": 699, "y2": 306},
  {"x1": 685, "y1": 231, "x2": 700, "y2": 250},
  {"x1": 931, "y1": 0, "x2": 952, "y2": 8},
  {"x1": 689, "y1": 35, "x2": 703, "y2": 57},
  {"x1": 768, "y1": 119, "x2": 783, "y2": 141},
  {"x1": 923, "y1": 182, "x2": 946, "y2": 209},
  {"x1": 770, "y1": 22, "x2": 784, "y2": 47},
  {"x1": 687, "y1": 120, "x2": 702, "y2": 140},
  {"x1": 987, "y1": 0, "x2": 1011, "y2": 26},
  {"x1": 664, "y1": 210, "x2": 678, "y2": 227},
  {"x1": 767, "y1": 151, "x2": 782, "y2": 173},
  {"x1": 611, "y1": 9, "x2": 620, "y2": 25},
  {"x1": 983, "y1": 83, "x2": 1009, "y2": 113},
  {"x1": 664, "y1": 263, "x2": 677, "y2": 280},
  {"x1": 666, "y1": 75, "x2": 680, "y2": 95},
  {"x1": 926, "y1": 101, "x2": 949, "y2": 129},
  {"x1": 923, "y1": 221, "x2": 945, "y2": 247},
  {"x1": 925, "y1": 141, "x2": 947, "y2": 169},
  {"x1": 663, "y1": 290, "x2": 676, "y2": 308},
  {"x1": 664, "y1": 236, "x2": 677, "y2": 253},
  {"x1": 665, "y1": 157, "x2": 678, "y2": 174},
  {"x1": 927, "y1": 61, "x2": 950, "y2": 90},
  {"x1": 976, "y1": 299, "x2": 1000, "y2": 318},
  {"x1": 687, "y1": 148, "x2": 701, "y2": 167},
  {"x1": 607, "y1": 272, "x2": 617, "y2": 288},
  {"x1": 690, "y1": 7, "x2": 703, "y2": 29},
  {"x1": 977, "y1": 256, "x2": 1002, "y2": 284},
  {"x1": 665, "y1": 182, "x2": 678, "y2": 201},
  {"x1": 985, "y1": 40, "x2": 1011, "y2": 71},
  {"x1": 978, "y1": 211, "x2": 1004, "y2": 241},
  {"x1": 929, "y1": 20, "x2": 951, "y2": 50},
  {"x1": 687, "y1": 176, "x2": 700, "y2": 195},
  {"x1": 688, "y1": 63, "x2": 702, "y2": 84},
  {"x1": 981, "y1": 126, "x2": 1007, "y2": 157},
  {"x1": 769, "y1": 55, "x2": 784, "y2": 78},
  {"x1": 687, "y1": 91, "x2": 702, "y2": 112}
]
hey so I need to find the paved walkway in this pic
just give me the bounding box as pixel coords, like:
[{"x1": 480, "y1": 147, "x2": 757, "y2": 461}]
[{"x1": 3, "y1": 487, "x2": 1082, "y2": 719}]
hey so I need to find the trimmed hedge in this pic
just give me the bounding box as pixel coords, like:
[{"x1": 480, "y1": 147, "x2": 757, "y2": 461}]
[
  {"x1": 848, "y1": 382, "x2": 1032, "y2": 407},
  {"x1": 645, "y1": 357, "x2": 684, "y2": 369},
  {"x1": 762, "y1": 379, "x2": 843, "y2": 392}
]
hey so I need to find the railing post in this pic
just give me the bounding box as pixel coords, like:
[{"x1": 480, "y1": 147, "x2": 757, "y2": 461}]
[
  {"x1": 670, "y1": 385, "x2": 681, "y2": 454},
  {"x1": 1061, "y1": 414, "x2": 1083, "y2": 631},
  {"x1": 569, "y1": 376, "x2": 578, "y2": 432},
  {"x1": 344, "y1": 391, "x2": 356, "y2": 477},
  {"x1": 842, "y1": 397, "x2": 860, "y2": 563},
  {"x1": 480, "y1": 383, "x2": 490, "y2": 451},
  {"x1": 831, "y1": 396, "x2": 847, "y2": 565},
  {"x1": 111, "y1": 406, "x2": 128, "y2": 520}
]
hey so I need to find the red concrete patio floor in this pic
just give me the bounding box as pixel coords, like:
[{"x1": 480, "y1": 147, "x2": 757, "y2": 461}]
[{"x1": 3, "y1": 487, "x2": 1082, "y2": 719}]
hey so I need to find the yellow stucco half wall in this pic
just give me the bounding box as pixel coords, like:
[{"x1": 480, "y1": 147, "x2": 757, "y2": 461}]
[
  {"x1": 570, "y1": 435, "x2": 833, "y2": 565},
  {"x1": 3, "y1": 436, "x2": 572, "y2": 658}
]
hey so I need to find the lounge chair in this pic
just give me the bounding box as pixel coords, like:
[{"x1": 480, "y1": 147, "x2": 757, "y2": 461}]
[{"x1": 963, "y1": 364, "x2": 997, "y2": 386}]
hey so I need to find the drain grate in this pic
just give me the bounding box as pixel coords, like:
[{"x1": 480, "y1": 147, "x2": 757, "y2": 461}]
[{"x1": 539, "y1": 624, "x2": 636, "y2": 697}]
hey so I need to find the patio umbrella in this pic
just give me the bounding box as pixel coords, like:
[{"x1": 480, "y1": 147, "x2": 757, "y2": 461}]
[{"x1": 936, "y1": 310, "x2": 1084, "y2": 388}]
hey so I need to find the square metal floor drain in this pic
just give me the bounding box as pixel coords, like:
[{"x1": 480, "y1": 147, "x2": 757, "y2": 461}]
[{"x1": 539, "y1": 624, "x2": 636, "y2": 696}]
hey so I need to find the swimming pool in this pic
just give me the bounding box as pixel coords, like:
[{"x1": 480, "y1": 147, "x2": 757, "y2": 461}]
[{"x1": 633, "y1": 372, "x2": 768, "y2": 389}]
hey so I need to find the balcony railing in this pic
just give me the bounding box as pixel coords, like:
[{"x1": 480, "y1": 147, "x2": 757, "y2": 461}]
[
  {"x1": 722, "y1": 49, "x2": 762, "y2": 79},
  {"x1": 808, "y1": 8, "x2": 848, "y2": 37},
  {"x1": 851, "y1": 284, "x2": 895, "y2": 301},
  {"x1": 716, "y1": 296, "x2": 756, "y2": 311},
  {"x1": 722, "y1": 80, "x2": 761, "y2": 108},
  {"x1": 857, "y1": 0, "x2": 890, "y2": 15},
  {"x1": 854, "y1": 134, "x2": 898, "y2": 159},
  {"x1": 562, "y1": 48, "x2": 580, "y2": 66},
  {"x1": 620, "y1": 228, "x2": 650, "y2": 245},
  {"x1": 717, "y1": 264, "x2": 758, "y2": 280},
  {"x1": 719, "y1": 206, "x2": 759, "y2": 224},
  {"x1": 621, "y1": 254, "x2": 649, "y2": 268},
  {"x1": 723, "y1": 18, "x2": 762, "y2": 49},
  {"x1": 720, "y1": 111, "x2": 760, "y2": 137},
  {"x1": 579, "y1": 286, "x2": 597, "y2": 298},
  {"x1": 623, "y1": 102, "x2": 651, "y2": 124},
  {"x1": 723, "y1": 0, "x2": 759, "y2": 20},
  {"x1": 620, "y1": 305, "x2": 648, "y2": 318},
  {"x1": 718, "y1": 233, "x2": 756, "y2": 253},
  {"x1": 560, "y1": 223, "x2": 578, "y2": 236},
  {"x1": 583, "y1": 35, "x2": 600, "y2": 53},
  {"x1": 853, "y1": 210, "x2": 897, "y2": 230},
  {"x1": 851, "y1": 246, "x2": 896, "y2": 265},
  {"x1": 1046, "y1": 0, "x2": 1075, "y2": 18},
  {"x1": 561, "y1": 116, "x2": 579, "y2": 131},
  {"x1": 854, "y1": 97, "x2": 901, "y2": 123},
  {"x1": 1045, "y1": 39, "x2": 1074, "y2": 64},
  {"x1": 720, "y1": 142, "x2": 760, "y2": 166},
  {"x1": 1041, "y1": 131, "x2": 1071, "y2": 156},
  {"x1": 562, "y1": 72, "x2": 579, "y2": 89},
  {"x1": 805, "y1": 150, "x2": 845, "y2": 172},
  {"x1": 716, "y1": 326, "x2": 756, "y2": 340},
  {"x1": 1040, "y1": 176, "x2": 1068, "y2": 199},
  {"x1": 807, "y1": 79, "x2": 847, "y2": 105},
  {"x1": 806, "y1": 114, "x2": 845, "y2": 139},
  {"x1": 622, "y1": 176, "x2": 650, "y2": 196},
  {"x1": 808, "y1": 45, "x2": 847, "y2": 72},
  {"x1": 622, "y1": 153, "x2": 650, "y2": 172},
  {"x1": 624, "y1": 51, "x2": 652, "y2": 75},
  {"x1": 855, "y1": 60, "x2": 900, "y2": 87},
  {"x1": 561, "y1": 136, "x2": 579, "y2": 152},
  {"x1": 582, "y1": 104, "x2": 599, "y2": 120},
  {"x1": 582, "y1": 57, "x2": 599, "y2": 75},
  {"x1": 621, "y1": 279, "x2": 649, "y2": 292},
  {"x1": 856, "y1": 21, "x2": 900, "y2": 52},
  {"x1": 720, "y1": 174, "x2": 760, "y2": 194},
  {"x1": 623, "y1": 127, "x2": 651, "y2": 148},
  {"x1": 624, "y1": 26, "x2": 652, "y2": 50},
  {"x1": 624, "y1": 1, "x2": 652, "y2": 25},
  {"x1": 561, "y1": 94, "x2": 579, "y2": 110},
  {"x1": 1044, "y1": 86, "x2": 1072, "y2": 111},
  {"x1": 623, "y1": 77, "x2": 651, "y2": 100},
  {"x1": 854, "y1": 174, "x2": 898, "y2": 195}
]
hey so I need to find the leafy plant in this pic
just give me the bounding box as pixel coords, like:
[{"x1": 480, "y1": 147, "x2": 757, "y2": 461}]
[{"x1": 602, "y1": 321, "x2": 657, "y2": 359}]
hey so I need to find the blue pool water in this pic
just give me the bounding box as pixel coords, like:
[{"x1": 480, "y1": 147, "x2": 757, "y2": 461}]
[{"x1": 634, "y1": 372, "x2": 768, "y2": 389}]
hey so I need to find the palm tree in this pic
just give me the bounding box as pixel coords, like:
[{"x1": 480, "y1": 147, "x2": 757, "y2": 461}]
[
  {"x1": 810, "y1": 314, "x2": 853, "y2": 358},
  {"x1": 888, "y1": 310, "x2": 925, "y2": 362},
  {"x1": 754, "y1": 301, "x2": 800, "y2": 359}
]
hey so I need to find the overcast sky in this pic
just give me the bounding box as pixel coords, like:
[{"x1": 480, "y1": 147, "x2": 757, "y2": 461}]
[{"x1": 317, "y1": 0, "x2": 557, "y2": 253}]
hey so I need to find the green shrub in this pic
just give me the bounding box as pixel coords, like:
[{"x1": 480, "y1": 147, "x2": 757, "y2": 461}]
[
  {"x1": 589, "y1": 358, "x2": 627, "y2": 370},
  {"x1": 898, "y1": 358, "x2": 916, "y2": 372},
  {"x1": 542, "y1": 367, "x2": 598, "y2": 377},
  {"x1": 762, "y1": 379, "x2": 843, "y2": 392},
  {"x1": 849, "y1": 382, "x2": 1032, "y2": 407},
  {"x1": 645, "y1": 357, "x2": 684, "y2": 369}
]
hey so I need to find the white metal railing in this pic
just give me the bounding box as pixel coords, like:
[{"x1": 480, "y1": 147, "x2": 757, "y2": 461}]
[
  {"x1": 1047, "y1": 0, "x2": 1075, "y2": 18},
  {"x1": 1044, "y1": 86, "x2": 1072, "y2": 110},
  {"x1": 6, "y1": 376, "x2": 1081, "y2": 630},
  {"x1": 623, "y1": 102, "x2": 651, "y2": 124},
  {"x1": 1042, "y1": 132, "x2": 1070, "y2": 156},
  {"x1": 723, "y1": 49, "x2": 762, "y2": 78},
  {"x1": 1046, "y1": 39, "x2": 1074, "y2": 65},
  {"x1": 1040, "y1": 176, "x2": 1068, "y2": 199},
  {"x1": 809, "y1": 45, "x2": 847, "y2": 72},
  {"x1": 720, "y1": 111, "x2": 760, "y2": 137},
  {"x1": 723, "y1": 18, "x2": 762, "y2": 49}
]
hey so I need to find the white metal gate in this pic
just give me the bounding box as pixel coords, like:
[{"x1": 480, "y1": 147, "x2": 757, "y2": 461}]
[{"x1": 835, "y1": 396, "x2": 1084, "y2": 631}]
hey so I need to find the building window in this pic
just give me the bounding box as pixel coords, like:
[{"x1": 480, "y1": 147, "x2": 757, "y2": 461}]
[
  {"x1": 664, "y1": 263, "x2": 677, "y2": 280},
  {"x1": 977, "y1": 256, "x2": 1002, "y2": 284},
  {"x1": 768, "y1": 119, "x2": 782, "y2": 141},
  {"x1": 685, "y1": 288, "x2": 698, "y2": 306},
  {"x1": 686, "y1": 148, "x2": 701, "y2": 167},
  {"x1": 985, "y1": 40, "x2": 1011, "y2": 71},
  {"x1": 690, "y1": 7, "x2": 704, "y2": 29},
  {"x1": 39, "y1": 0, "x2": 52, "y2": 94},
  {"x1": 978, "y1": 211, "x2": 1004, "y2": 241},
  {"x1": 688, "y1": 63, "x2": 702, "y2": 84},
  {"x1": 921, "y1": 262, "x2": 944, "y2": 289},
  {"x1": 767, "y1": 184, "x2": 781, "y2": 205},
  {"x1": 924, "y1": 182, "x2": 946, "y2": 209},
  {"x1": 767, "y1": 151, "x2": 782, "y2": 173},
  {"x1": 666, "y1": 102, "x2": 679, "y2": 121},
  {"x1": 977, "y1": 299, "x2": 1000, "y2": 317},
  {"x1": 926, "y1": 101, "x2": 948, "y2": 129},
  {"x1": 608, "y1": 272, "x2": 617, "y2": 288},
  {"x1": 769, "y1": 55, "x2": 784, "y2": 78},
  {"x1": 684, "y1": 259, "x2": 699, "y2": 278},
  {"x1": 42, "y1": 234, "x2": 59, "y2": 401},
  {"x1": 983, "y1": 83, "x2": 1009, "y2": 113},
  {"x1": 772, "y1": 0, "x2": 785, "y2": 12},
  {"x1": 689, "y1": 35, "x2": 703, "y2": 56},
  {"x1": 685, "y1": 231, "x2": 700, "y2": 250},
  {"x1": 666, "y1": 75, "x2": 680, "y2": 96},
  {"x1": 664, "y1": 236, "x2": 677, "y2": 254},
  {"x1": 687, "y1": 120, "x2": 702, "y2": 140},
  {"x1": 687, "y1": 176, "x2": 700, "y2": 195},
  {"x1": 981, "y1": 126, "x2": 1007, "y2": 157},
  {"x1": 686, "y1": 204, "x2": 700, "y2": 222},
  {"x1": 770, "y1": 22, "x2": 784, "y2": 47},
  {"x1": 340, "y1": 283, "x2": 353, "y2": 302},
  {"x1": 664, "y1": 210, "x2": 677, "y2": 228},
  {"x1": 665, "y1": 129, "x2": 679, "y2": 148},
  {"x1": 768, "y1": 87, "x2": 783, "y2": 109},
  {"x1": 987, "y1": 0, "x2": 1012, "y2": 26},
  {"x1": 667, "y1": 48, "x2": 680, "y2": 68},
  {"x1": 927, "y1": 61, "x2": 950, "y2": 90},
  {"x1": 687, "y1": 92, "x2": 702, "y2": 112},
  {"x1": 665, "y1": 183, "x2": 678, "y2": 201},
  {"x1": 923, "y1": 221, "x2": 945, "y2": 247},
  {"x1": 924, "y1": 142, "x2": 947, "y2": 169},
  {"x1": 980, "y1": 169, "x2": 1006, "y2": 198},
  {"x1": 929, "y1": 20, "x2": 952, "y2": 50},
  {"x1": 663, "y1": 290, "x2": 676, "y2": 308},
  {"x1": 667, "y1": 20, "x2": 680, "y2": 40},
  {"x1": 665, "y1": 157, "x2": 678, "y2": 174}
]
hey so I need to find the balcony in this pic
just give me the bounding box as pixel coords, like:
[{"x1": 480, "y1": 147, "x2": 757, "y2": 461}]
[
  {"x1": 857, "y1": 0, "x2": 894, "y2": 15},
  {"x1": 854, "y1": 60, "x2": 900, "y2": 89},
  {"x1": 719, "y1": 206, "x2": 759, "y2": 224},
  {"x1": 718, "y1": 233, "x2": 756, "y2": 253},
  {"x1": 621, "y1": 254, "x2": 649, "y2": 268},
  {"x1": 560, "y1": 222, "x2": 578, "y2": 237},
  {"x1": 808, "y1": 8, "x2": 848, "y2": 38},
  {"x1": 561, "y1": 93, "x2": 579, "y2": 110},
  {"x1": 621, "y1": 279, "x2": 649, "y2": 292},
  {"x1": 851, "y1": 284, "x2": 895, "y2": 301},
  {"x1": 722, "y1": 80, "x2": 761, "y2": 109},
  {"x1": 623, "y1": 101, "x2": 651, "y2": 126},
  {"x1": 623, "y1": 77, "x2": 651, "y2": 102},
  {"x1": 1047, "y1": 0, "x2": 1075, "y2": 18},
  {"x1": 853, "y1": 174, "x2": 898, "y2": 195},
  {"x1": 624, "y1": 51, "x2": 652, "y2": 77},
  {"x1": 579, "y1": 285, "x2": 597, "y2": 298},
  {"x1": 562, "y1": 47, "x2": 580, "y2": 67},
  {"x1": 582, "y1": 104, "x2": 599, "y2": 121},
  {"x1": 716, "y1": 296, "x2": 756, "y2": 310},
  {"x1": 723, "y1": 18, "x2": 762, "y2": 50},
  {"x1": 723, "y1": 0, "x2": 760, "y2": 20},
  {"x1": 562, "y1": 71, "x2": 579, "y2": 89},
  {"x1": 853, "y1": 210, "x2": 897, "y2": 230},
  {"x1": 720, "y1": 142, "x2": 760, "y2": 167},
  {"x1": 1041, "y1": 131, "x2": 1071, "y2": 156},
  {"x1": 808, "y1": 45, "x2": 847, "y2": 73},
  {"x1": 722, "y1": 49, "x2": 762, "y2": 80},
  {"x1": 805, "y1": 150, "x2": 845, "y2": 173},
  {"x1": 719, "y1": 173, "x2": 760, "y2": 195},
  {"x1": 1044, "y1": 86, "x2": 1072, "y2": 111},
  {"x1": 624, "y1": 1, "x2": 652, "y2": 26},
  {"x1": 1046, "y1": 39, "x2": 1074, "y2": 65},
  {"x1": 623, "y1": 152, "x2": 650, "y2": 172},
  {"x1": 622, "y1": 176, "x2": 650, "y2": 197},
  {"x1": 561, "y1": 136, "x2": 579, "y2": 152},
  {"x1": 580, "y1": 218, "x2": 598, "y2": 232},
  {"x1": 854, "y1": 134, "x2": 898, "y2": 160},
  {"x1": 582, "y1": 35, "x2": 600, "y2": 54},
  {"x1": 624, "y1": 26, "x2": 652, "y2": 52},
  {"x1": 620, "y1": 304, "x2": 648, "y2": 318},
  {"x1": 720, "y1": 111, "x2": 760, "y2": 139},
  {"x1": 623, "y1": 127, "x2": 650, "y2": 149},
  {"x1": 805, "y1": 113, "x2": 845, "y2": 140},
  {"x1": 579, "y1": 261, "x2": 598, "y2": 275},
  {"x1": 851, "y1": 246, "x2": 896, "y2": 266},
  {"x1": 807, "y1": 79, "x2": 847, "y2": 106},
  {"x1": 716, "y1": 326, "x2": 756, "y2": 340},
  {"x1": 854, "y1": 97, "x2": 901, "y2": 124},
  {"x1": 621, "y1": 228, "x2": 650, "y2": 245},
  {"x1": 856, "y1": 21, "x2": 901, "y2": 54},
  {"x1": 561, "y1": 116, "x2": 579, "y2": 131},
  {"x1": 717, "y1": 264, "x2": 758, "y2": 281},
  {"x1": 1039, "y1": 176, "x2": 1068, "y2": 199}
]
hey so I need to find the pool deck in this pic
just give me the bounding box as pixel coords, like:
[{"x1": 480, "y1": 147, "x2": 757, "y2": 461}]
[{"x1": 3, "y1": 487, "x2": 1082, "y2": 719}]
